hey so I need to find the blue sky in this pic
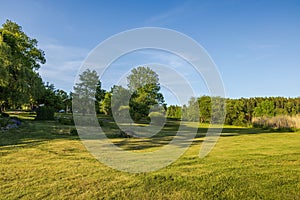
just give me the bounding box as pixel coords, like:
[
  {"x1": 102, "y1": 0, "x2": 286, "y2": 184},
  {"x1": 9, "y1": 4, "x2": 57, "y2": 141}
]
[{"x1": 1, "y1": 0, "x2": 300, "y2": 104}]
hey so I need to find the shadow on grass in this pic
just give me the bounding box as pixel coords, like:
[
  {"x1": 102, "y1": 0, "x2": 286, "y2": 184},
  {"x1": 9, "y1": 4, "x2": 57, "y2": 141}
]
[
  {"x1": 0, "y1": 119, "x2": 78, "y2": 148},
  {"x1": 0, "y1": 115, "x2": 293, "y2": 152}
]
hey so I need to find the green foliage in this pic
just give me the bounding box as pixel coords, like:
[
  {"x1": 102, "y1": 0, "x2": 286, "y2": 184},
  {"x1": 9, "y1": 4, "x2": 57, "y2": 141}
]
[
  {"x1": 225, "y1": 99, "x2": 247, "y2": 126},
  {"x1": 253, "y1": 100, "x2": 275, "y2": 117},
  {"x1": 0, "y1": 20, "x2": 46, "y2": 109},
  {"x1": 37, "y1": 83, "x2": 70, "y2": 111},
  {"x1": 95, "y1": 80, "x2": 106, "y2": 114},
  {"x1": 69, "y1": 128, "x2": 78, "y2": 136},
  {"x1": 1, "y1": 112, "x2": 9, "y2": 117},
  {"x1": 181, "y1": 96, "x2": 300, "y2": 127},
  {"x1": 101, "y1": 92, "x2": 112, "y2": 115},
  {"x1": 184, "y1": 97, "x2": 199, "y2": 122},
  {"x1": 35, "y1": 106, "x2": 55, "y2": 120},
  {"x1": 149, "y1": 111, "x2": 165, "y2": 125},
  {"x1": 166, "y1": 105, "x2": 182, "y2": 119},
  {"x1": 111, "y1": 85, "x2": 131, "y2": 115},
  {"x1": 102, "y1": 67, "x2": 166, "y2": 123},
  {"x1": 198, "y1": 96, "x2": 211, "y2": 123},
  {"x1": 0, "y1": 116, "x2": 10, "y2": 127},
  {"x1": 57, "y1": 115, "x2": 74, "y2": 125},
  {"x1": 73, "y1": 69, "x2": 104, "y2": 115},
  {"x1": 117, "y1": 106, "x2": 130, "y2": 122},
  {"x1": 127, "y1": 66, "x2": 165, "y2": 120}
]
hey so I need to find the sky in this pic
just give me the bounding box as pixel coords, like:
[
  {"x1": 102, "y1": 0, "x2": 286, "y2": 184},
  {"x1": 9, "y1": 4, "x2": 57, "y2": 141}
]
[{"x1": 0, "y1": 0, "x2": 300, "y2": 105}]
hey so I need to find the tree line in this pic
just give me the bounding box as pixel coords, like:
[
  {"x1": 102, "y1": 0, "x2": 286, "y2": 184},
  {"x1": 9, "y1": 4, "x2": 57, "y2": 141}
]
[{"x1": 167, "y1": 96, "x2": 300, "y2": 126}]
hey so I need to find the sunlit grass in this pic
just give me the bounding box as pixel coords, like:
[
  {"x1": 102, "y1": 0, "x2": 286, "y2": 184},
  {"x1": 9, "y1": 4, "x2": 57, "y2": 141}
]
[
  {"x1": 0, "y1": 117, "x2": 299, "y2": 199},
  {"x1": 6, "y1": 111, "x2": 36, "y2": 120}
]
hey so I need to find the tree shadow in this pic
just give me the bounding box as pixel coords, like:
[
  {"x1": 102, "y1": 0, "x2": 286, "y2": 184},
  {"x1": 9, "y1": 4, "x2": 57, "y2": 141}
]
[
  {"x1": 0, "y1": 117, "x2": 292, "y2": 153},
  {"x1": 0, "y1": 119, "x2": 78, "y2": 149}
]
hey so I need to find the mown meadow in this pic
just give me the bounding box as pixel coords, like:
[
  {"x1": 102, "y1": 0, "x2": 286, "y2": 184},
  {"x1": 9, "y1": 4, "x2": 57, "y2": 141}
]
[{"x1": 1, "y1": 113, "x2": 299, "y2": 199}]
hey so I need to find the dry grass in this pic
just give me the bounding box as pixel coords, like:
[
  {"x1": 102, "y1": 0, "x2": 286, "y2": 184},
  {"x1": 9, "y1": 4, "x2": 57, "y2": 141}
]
[{"x1": 252, "y1": 115, "x2": 300, "y2": 130}]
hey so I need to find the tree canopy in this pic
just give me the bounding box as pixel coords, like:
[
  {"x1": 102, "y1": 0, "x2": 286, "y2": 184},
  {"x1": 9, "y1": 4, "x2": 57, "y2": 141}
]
[
  {"x1": 0, "y1": 20, "x2": 46, "y2": 110},
  {"x1": 127, "y1": 66, "x2": 165, "y2": 120},
  {"x1": 168, "y1": 96, "x2": 300, "y2": 126},
  {"x1": 73, "y1": 69, "x2": 105, "y2": 114}
]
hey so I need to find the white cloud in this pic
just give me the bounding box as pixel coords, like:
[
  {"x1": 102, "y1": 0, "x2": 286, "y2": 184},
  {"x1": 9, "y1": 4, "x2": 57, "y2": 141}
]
[
  {"x1": 38, "y1": 43, "x2": 89, "y2": 92},
  {"x1": 145, "y1": 1, "x2": 194, "y2": 26}
]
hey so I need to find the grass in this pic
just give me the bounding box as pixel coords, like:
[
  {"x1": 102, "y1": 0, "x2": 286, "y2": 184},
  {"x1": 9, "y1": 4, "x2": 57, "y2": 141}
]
[
  {"x1": 0, "y1": 115, "x2": 300, "y2": 199},
  {"x1": 253, "y1": 115, "x2": 300, "y2": 131}
]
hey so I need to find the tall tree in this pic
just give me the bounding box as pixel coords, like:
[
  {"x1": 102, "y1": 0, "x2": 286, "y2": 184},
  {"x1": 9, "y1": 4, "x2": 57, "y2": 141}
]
[
  {"x1": 127, "y1": 66, "x2": 165, "y2": 120},
  {"x1": 111, "y1": 85, "x2": 131, "y2": 115},
  {"x1": 185, "y1": 97, "x2": 199, "y2": 122},
  {"x1": 73, "y1": 69, "x2": 104, "y2": 115},
  {"x1": 95, "y1": 80, "x2": 106, "y2": 114},
  {"x1": 198, "y1": 96, "x2": 212, "y2": 123},
  {"x1": 0, "y1": 20, "x2": 46, "y2": 110},
  {"x1": 166, "y1": 105, "x2": 182, "y2": 119}
]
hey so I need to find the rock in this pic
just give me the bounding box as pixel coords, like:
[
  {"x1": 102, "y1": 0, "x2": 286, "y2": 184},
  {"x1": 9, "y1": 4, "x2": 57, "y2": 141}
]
[
  {"x1": 6, "y1": 123, "x2": 18, "y2": 129},
  {"x1": 11, "y1": 118, "x2": 21, "y2": 126}
]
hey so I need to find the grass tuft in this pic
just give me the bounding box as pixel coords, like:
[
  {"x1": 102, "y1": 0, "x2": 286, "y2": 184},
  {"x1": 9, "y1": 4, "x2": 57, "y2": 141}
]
[{"x1": 252, "y1": 115, "x2": 300, "y2": 131}]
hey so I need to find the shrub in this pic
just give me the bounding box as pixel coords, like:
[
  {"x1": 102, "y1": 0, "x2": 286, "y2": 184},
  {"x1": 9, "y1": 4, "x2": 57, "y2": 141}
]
[
  {"x1": 149, "y1": 112, "x2": 165, "y2": 126},
  {"x1": 1, "y1": 112, "x2": 9, "y2": 118},
  {"x1": 98, "y1": 119, "x2": 104, "y2": 126},
  {"x1": 70, "y1": 128, "x2": 78, "y2": 136},
  {"x1": 57, "y1": 116, "x2": 74, "y2": 125},
  {"x1": 0, "y1": 117, "x2": 10, "y2": 127},
  {"x1": 116, "y1": 106, "x2": 131, "y2": 123},
  {"x1": 35, "y1": 106, "x2": 55, "y2": 120},
  {"x1": 132, "y1": 112, "x2": 142, "y2": 122}
]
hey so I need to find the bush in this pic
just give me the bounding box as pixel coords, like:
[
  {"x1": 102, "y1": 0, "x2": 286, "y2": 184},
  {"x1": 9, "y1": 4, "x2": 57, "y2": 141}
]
[
  {"x1": 116, "y1": 106, "x2": 131, "y2": 123},
  {"x1": 98, "y1": 119, "x2": 104, "y2": 126},
  {"x1": 132, "y1": 112, "x2": 142, "y2": 122},
  {"x1": 70, "y1": 128, "x2": 78, "y2": 136},
  {"x1": 0, "y1": 117, "x2": 10, "y2": 127},
  {"x1": 57, "y1": 116, "x2": 74, "y2": 125},
  {"x1": 1, "y1": 112, "x2": 9, "y2": 118},
  {"x1": 149, "y1": 112, "x2": 165, "y2": 126},
  {"x1": 35, "y1": 106, "x2": 55, "y2": 120}
]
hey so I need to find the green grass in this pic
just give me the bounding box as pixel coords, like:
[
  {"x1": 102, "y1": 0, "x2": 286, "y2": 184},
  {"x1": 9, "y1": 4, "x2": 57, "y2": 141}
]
[{"x1": 0, "y1": 116, "x2": 300, "y2": 199}]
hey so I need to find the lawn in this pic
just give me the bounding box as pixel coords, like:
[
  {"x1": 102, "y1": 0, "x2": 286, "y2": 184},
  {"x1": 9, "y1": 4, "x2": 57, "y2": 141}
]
[{"x1": 0, "y1": 115, "x2": 300, "y2": 199}]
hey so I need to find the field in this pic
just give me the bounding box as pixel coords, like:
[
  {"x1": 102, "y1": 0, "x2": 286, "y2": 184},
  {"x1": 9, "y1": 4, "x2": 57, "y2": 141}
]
[{"x1": 1, "y1": 114, "x2": 300, "y2": 199}]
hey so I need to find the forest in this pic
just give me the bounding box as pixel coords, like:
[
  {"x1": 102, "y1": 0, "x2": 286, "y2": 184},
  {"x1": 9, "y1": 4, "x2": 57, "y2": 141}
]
[{"x1": 168, "y1": 96, "x2": 300, "y2": 128}]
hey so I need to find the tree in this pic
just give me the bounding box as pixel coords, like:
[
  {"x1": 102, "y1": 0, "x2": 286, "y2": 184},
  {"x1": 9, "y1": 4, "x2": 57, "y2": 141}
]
[
  {"x1": 101, "y1": 92, "x2": 112, "y2": 115},
  {"x1": 253, "y1": 100, "x2": 275, "y2": 117},
  {"x1": 73, "y1": 69, "x2": 103, "y2": 115},
  {"x1": 111, "y1": 85, "x2": 131, "y2": 117},
  {"x1": 0, "y1": 20, "x2": 46, "y2": 110},
  {"x1": 95, "y1": 80, "x2": 106, "y2": 114},
  {"x1": 167, "y1": 105, "x2": 182, "y2": 119},
  {"x1": 186, "y1": 97, "x2": 199, "y2": 122},
  {"x1": 198, "y1": 96, "x2": 212, "y2": 123},
  {"x1": 127, "y1": 66, "x2": 165, "y2": 120}
]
